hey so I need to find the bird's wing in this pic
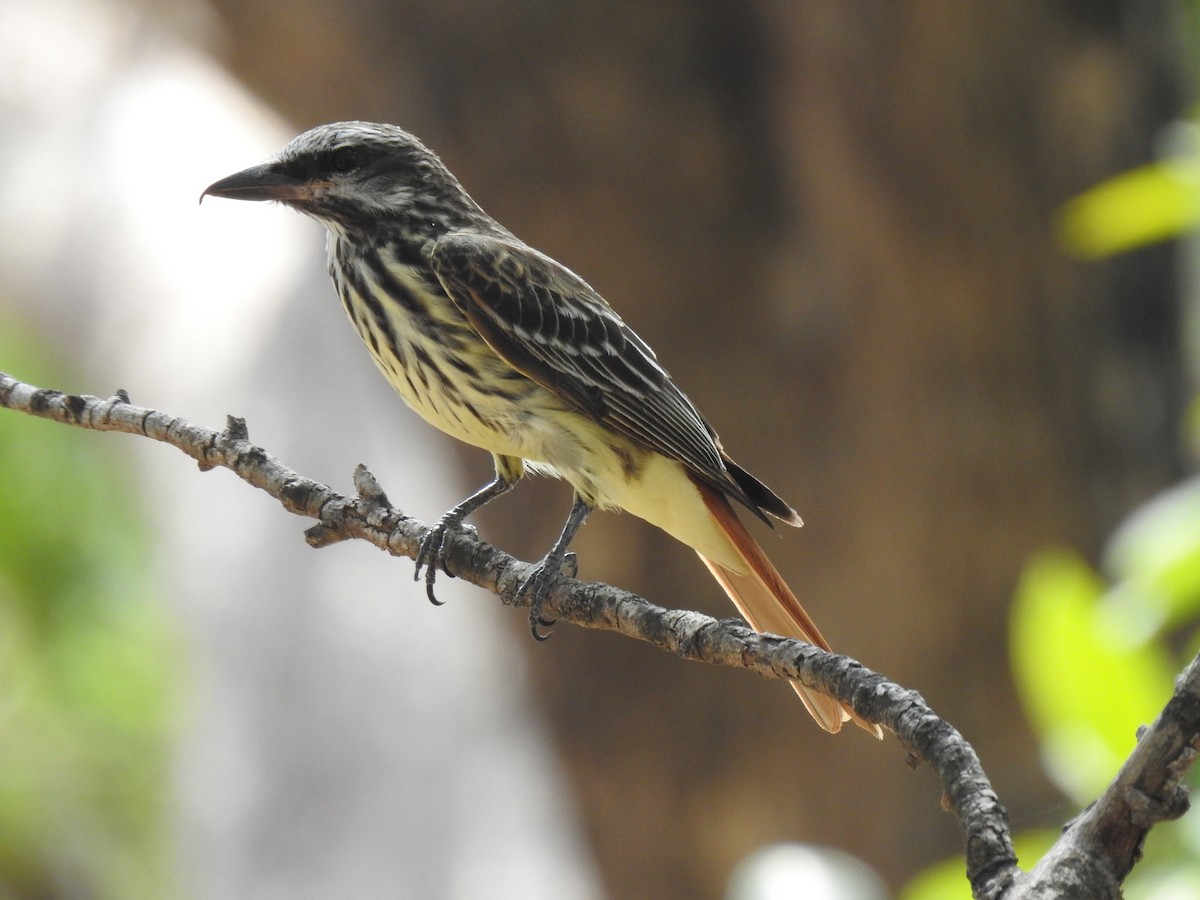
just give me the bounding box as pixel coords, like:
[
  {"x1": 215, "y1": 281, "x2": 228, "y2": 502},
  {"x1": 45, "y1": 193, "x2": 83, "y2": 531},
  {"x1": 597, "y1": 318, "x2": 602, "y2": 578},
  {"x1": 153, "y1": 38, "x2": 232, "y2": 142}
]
[{"x1": 430, "y1": 230, "x2": 757, "y2": 509}]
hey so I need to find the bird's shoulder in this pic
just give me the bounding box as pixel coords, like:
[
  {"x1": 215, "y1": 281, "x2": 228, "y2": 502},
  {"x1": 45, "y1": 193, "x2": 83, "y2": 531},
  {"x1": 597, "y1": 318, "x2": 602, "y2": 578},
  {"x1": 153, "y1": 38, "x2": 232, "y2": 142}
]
[{"x1": 430, "y1": 231, "x2": 660, "y2": 369}]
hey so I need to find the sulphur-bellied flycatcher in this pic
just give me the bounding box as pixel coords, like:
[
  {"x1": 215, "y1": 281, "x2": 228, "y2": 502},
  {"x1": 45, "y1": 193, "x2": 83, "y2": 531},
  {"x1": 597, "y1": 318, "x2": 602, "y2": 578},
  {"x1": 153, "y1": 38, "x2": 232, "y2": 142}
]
[{"x1": 203, "y1": 122, "x2": 874, "y2": 735}]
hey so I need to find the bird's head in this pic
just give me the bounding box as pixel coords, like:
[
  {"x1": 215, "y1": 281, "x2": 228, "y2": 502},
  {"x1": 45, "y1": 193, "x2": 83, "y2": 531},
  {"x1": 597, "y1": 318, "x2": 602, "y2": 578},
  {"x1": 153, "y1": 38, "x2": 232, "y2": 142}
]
[{"x1": 202, "y1": 121, "x2": 479, "y2": 234}]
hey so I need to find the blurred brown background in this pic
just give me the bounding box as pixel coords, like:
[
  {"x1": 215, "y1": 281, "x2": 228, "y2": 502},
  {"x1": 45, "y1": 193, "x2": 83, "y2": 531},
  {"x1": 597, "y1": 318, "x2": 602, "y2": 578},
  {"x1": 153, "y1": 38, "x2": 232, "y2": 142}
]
[
  {"x1": 195, "y1": 1, "x2": 1185, "y2": 895},
  {"x1": 2, "y1": 1, "x2": 1179, "y2": 897}
]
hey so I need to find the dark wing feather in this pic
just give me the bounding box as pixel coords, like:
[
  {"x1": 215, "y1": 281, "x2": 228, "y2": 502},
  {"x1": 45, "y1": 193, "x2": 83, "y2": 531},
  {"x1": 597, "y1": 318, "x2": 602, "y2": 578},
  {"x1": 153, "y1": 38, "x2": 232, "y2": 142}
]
[{"x1": 430, "y1": 231, "x2": 793, "y2": 522}]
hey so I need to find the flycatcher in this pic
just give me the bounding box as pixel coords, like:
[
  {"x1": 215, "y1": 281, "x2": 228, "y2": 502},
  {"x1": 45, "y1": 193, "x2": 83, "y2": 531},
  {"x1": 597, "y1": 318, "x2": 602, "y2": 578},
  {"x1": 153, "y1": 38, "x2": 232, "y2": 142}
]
[{"x1": 204, "y1": 122, "x2": 874, "y2": 735}]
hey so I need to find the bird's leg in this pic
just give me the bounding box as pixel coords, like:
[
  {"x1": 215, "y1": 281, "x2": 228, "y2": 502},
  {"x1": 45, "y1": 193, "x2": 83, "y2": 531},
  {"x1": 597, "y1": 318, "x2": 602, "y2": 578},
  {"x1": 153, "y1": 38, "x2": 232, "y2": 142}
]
[
  {"x1": 415, "y1": 455, "x2": 523, "y2": 605},
  {"x1": 518, "y1": 494, "x2": 592, "y2": 641}
]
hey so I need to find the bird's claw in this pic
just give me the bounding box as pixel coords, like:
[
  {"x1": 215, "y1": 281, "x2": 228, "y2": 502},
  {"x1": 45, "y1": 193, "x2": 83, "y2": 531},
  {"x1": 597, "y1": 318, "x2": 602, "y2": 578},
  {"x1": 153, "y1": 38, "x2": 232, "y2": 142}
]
[
  {"x1": 516, "y1": 556, "x2": 569, "y2": 641},
  {"x1": 415, "y1": 518, "x2": 477, "y2": 605}
]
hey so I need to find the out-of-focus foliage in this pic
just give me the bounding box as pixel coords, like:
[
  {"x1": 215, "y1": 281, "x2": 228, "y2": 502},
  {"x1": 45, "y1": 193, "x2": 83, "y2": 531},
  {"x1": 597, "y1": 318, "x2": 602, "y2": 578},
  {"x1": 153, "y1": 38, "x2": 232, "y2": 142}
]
[
  {"x1": 902, "y1": 485, "x2": 1200, "y2": 899},
  {"x1": 1106, "y1": 477, "x2": 1200, "y2": 632},
  {"x1": 1011, "y1": 550, "x2": 1176, "y2": 803},
  {"x1": 1008, "y1": 530, "x2": 1200, "y2": 899},
  {"x1": 1057, "y1": 7, "x2": 1200, "y2": 257},
  {"x1": 1058, "y1": 150, "x2": 1200, "y2": 259},
  {"x1": 907, "y1": 95, "x2": 1200, "y2": 895},
  {"x1": 0, "y1": 311, "x2": 183, "y2": 898},
  {"x1": 898, "y1": 831, "x2": 1058, "y2": 900}
]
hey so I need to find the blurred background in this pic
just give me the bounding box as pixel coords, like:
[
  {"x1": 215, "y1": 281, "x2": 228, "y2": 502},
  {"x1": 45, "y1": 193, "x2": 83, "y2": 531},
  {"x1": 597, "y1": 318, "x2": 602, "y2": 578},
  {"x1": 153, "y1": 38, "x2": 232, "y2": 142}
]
[{"x1": 2, "y1": 1, "x2": 1198, "y2": 898}]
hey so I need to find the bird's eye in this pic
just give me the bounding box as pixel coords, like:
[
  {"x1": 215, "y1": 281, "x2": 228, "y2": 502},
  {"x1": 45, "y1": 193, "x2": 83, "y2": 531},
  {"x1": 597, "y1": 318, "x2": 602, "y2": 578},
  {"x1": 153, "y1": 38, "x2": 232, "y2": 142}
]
[{"x1": 330, "y1": 147, "x2": 361, "y2": 174}]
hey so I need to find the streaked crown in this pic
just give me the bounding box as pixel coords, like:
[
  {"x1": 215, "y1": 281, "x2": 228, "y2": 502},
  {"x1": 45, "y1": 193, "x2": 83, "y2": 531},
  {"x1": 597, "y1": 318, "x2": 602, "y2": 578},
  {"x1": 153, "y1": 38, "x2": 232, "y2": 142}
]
[{"x1": 204, "y1": 121, "x2": 490, "y2": 237}]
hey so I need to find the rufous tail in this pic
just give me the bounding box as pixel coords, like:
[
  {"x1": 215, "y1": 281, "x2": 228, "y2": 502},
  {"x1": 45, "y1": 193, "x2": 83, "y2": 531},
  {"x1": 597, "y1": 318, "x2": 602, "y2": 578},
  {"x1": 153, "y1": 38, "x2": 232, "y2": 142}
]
[{"x1": 696, "y1": 484, "x2": 882, "y2": 738}]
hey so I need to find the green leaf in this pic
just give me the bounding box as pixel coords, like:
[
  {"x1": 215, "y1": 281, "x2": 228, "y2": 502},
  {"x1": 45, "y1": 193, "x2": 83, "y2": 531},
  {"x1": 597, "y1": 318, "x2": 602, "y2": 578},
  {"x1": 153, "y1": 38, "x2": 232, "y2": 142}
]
[
  {"x1": 1104, "y1": 476, "x2": 1200, "y2": 630},
  {"x1": 1058, "y1": 160, "x2": 1200, "y2": 259},
  {"x1": 900, "y1": 830, "x2": 1057, "y2": 900},
  {"x1": 0, "y1": 310, "x2": 183, "y2": 898},
  {"x1": 1010, "y1": 550, "x2": 1175, "y2": 804}
]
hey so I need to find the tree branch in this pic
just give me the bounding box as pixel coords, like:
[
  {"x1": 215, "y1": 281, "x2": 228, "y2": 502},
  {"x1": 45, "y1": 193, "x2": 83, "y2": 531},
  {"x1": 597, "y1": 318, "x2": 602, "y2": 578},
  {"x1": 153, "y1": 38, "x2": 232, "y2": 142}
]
[
  {"x1": 4, "y1": 371, "x2": 1196, "y2": 898},
  {"x1": 1009, "y1": 651, "x2": 1200, "y2": 898}
]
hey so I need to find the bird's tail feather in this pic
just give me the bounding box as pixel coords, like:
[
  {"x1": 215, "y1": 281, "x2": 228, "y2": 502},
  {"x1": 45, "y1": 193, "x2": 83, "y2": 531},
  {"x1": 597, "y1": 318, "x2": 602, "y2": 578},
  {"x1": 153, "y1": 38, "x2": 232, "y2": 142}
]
[{"x1": 695, "y1": 482, "x2": 882, "y2": 738}]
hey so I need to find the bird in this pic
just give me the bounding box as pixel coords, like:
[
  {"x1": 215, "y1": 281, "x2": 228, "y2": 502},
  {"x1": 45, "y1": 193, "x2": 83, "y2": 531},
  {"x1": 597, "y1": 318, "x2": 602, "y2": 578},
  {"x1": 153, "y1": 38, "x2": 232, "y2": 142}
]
[{"x1": 203, "y1": 121, "x2": 877, "y2": 736}]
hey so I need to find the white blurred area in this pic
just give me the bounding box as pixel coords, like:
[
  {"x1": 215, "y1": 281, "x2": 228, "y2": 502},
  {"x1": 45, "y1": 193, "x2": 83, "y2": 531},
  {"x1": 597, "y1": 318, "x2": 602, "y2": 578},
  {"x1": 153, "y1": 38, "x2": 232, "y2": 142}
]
[
  {"x1": 727, "y1": 844, "x2": 888, "y2": 900},
  {"x1": 0, "y1": 1, "x2": 602, "y2": 897}
]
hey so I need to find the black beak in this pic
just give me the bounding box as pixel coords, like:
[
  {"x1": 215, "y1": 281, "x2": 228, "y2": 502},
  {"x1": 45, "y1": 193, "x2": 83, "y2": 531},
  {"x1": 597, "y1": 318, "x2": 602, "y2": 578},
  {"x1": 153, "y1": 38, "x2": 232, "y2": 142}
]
[{"x1": 200, "y1": 162, "x2": 329, "y2": 205}]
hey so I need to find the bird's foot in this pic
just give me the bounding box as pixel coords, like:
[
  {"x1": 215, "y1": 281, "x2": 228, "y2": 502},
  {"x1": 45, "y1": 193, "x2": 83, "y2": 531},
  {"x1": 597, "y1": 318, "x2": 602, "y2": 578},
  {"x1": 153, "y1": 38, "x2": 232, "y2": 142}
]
[
  {"x1": 516, "y1": 550, "x2": 577, "y2": 641},
  {"x1": 414, "y1": 515, "x2": 477, "y2": 605}
]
